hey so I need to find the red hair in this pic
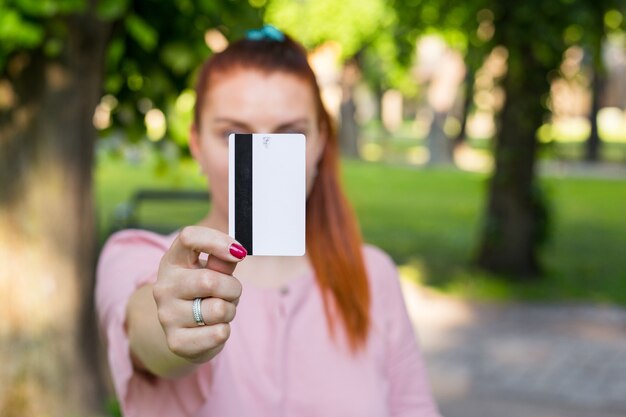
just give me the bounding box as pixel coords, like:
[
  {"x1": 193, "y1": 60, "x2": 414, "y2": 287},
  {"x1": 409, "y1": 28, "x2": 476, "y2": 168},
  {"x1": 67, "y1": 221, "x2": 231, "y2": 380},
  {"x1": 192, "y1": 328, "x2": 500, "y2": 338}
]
[{"x1": 193, "y1": 35, "x2": 371, "y2": 352}]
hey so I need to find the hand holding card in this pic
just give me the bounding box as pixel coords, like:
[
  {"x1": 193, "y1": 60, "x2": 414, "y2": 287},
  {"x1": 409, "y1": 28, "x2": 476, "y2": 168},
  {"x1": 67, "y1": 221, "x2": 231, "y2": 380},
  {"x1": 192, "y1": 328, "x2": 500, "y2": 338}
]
[{"x1": 228, "y1": 133, "x2": 306, "y2": 256}]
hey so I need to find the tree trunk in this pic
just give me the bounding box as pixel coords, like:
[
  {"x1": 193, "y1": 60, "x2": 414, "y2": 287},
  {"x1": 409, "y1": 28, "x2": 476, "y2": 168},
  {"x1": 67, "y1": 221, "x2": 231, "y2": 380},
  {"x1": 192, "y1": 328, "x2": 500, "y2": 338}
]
[
  {"x1": 454, "y1": 68, "x2": 474, "y2": 148},
  {"x1": 0, "y1": 7, "x2": 109, "y2": 417},
  {"x1": 585, "y1": 44, "x2": 605, "y2": 163},
  {"x1": 426, "y1": 110, "x2": 454, "y2": 165},
  {"x1": 339, "y1": 59, "x2": 361, "y2": 158},
  {"x1": 339, "y1": 98, "x2": 360, "y2": 157},
  {"x1": 475, "y1": 47, "x2": 548, "y2": 277}
]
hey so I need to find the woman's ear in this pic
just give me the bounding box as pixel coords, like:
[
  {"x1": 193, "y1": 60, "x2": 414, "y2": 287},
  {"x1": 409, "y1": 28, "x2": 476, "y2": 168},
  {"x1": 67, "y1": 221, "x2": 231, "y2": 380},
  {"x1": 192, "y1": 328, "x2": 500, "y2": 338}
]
[
  {"x1": 189, "y1": 124, "x2": 208, "y2": 176},
  {"x1": 314, "y1": 122, "x2": 329, "y2": 163},
  {"x1": 189, "y1": 124, "x2": 202, "y2": 161}
]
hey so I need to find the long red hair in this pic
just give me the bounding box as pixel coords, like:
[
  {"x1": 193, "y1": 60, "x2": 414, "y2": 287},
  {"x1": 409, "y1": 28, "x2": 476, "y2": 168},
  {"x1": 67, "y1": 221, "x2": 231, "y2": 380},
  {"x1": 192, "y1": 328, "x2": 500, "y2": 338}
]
[{"x1": 193, "y1": 34, "x2": 370, "y2": 352}]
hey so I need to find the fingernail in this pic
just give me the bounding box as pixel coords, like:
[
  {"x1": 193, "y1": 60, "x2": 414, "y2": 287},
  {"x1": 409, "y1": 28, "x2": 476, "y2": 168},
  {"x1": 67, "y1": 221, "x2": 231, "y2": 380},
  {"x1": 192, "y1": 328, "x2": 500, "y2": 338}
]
[{"x1": 229, "y1": 243, "x2": 247, "y2": 259}]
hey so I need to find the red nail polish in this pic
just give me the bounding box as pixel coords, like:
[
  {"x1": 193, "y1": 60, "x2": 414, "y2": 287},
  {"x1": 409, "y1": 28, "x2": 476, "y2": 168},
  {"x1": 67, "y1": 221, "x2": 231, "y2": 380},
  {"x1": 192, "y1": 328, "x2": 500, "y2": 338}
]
[{"x1": 229, "y1": 243, "x2": 247, "y2": 259}]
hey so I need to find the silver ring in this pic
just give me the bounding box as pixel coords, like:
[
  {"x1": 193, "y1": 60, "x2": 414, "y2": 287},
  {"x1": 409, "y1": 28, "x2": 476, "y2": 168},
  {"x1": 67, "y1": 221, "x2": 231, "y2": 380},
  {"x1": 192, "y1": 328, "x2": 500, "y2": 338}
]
[{"x1": 192, "y1": 297, "x2": 205, "y2": 326}]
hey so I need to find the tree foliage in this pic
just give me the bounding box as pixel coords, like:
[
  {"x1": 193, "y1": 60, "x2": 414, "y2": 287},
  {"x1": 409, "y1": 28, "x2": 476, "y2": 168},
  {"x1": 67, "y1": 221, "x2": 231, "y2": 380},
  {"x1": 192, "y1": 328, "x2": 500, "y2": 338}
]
[
  {"x1": 0, "y1": 0, "x2": 265, "y2": 150},
  {"x1": 2, "y1": 0, "x2": 625, "y2": 277},
  {"x1": 265, "y1": 0, "x2": 421, "y2": 94},
  {"x1": 389, "y1": 0, "x2": 625, "y2": 276},
  {"x1": 265, "y1": 0, "x2": 388, "y2": 58},
  {"x1": 101, "y1": 0, "x2": 264, "y2": 144},
  {"x1": 0, "y1": 0, "x2": 84, "y2": 70}
]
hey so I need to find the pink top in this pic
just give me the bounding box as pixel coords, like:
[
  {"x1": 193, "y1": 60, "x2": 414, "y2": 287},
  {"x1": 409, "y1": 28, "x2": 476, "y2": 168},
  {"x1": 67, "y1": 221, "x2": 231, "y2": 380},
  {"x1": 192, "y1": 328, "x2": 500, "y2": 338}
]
[{"x1": 96, "y1": 229, "x2": 441, "y2": 417}]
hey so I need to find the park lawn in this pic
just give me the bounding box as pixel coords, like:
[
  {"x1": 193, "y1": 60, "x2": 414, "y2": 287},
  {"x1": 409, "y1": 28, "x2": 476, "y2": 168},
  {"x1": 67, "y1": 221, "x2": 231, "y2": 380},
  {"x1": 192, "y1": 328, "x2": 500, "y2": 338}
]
[
  {"x1": 95, "y1": 154, "x2": 208, "y2": 244},
  {"x1": 341, "y1": 160, "x2": 626, "y2": 305},
  {"x1": 95, "y1": 155, "x2": 626, "y2": 305}
]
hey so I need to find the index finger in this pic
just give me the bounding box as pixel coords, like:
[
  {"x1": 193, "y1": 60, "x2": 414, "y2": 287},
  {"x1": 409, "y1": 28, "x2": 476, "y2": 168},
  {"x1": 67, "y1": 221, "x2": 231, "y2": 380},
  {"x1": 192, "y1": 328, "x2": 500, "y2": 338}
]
[{"x1": 165, "y1": 226, "x2": 247, "y2": 269}]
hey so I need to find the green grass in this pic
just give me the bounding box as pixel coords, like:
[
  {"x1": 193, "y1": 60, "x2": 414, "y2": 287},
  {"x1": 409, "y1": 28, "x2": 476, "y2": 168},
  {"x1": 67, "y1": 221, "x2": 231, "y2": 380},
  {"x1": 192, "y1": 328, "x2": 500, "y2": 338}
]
[
  {"x1": 95, "y1": 155, "x2": 626, "y2": 305},
  {"x1": 95, "y1": 154, "x2": 208, "y2": 245},
  {"x1": 343, "y1": 160, "x2": 484, "y2": 273},
  {"x1": 539, "y1": 177, "x2": 626, "y2": 303},
  {"x1": 341, "y1": 160, "x2": 626, "y2": 304}
]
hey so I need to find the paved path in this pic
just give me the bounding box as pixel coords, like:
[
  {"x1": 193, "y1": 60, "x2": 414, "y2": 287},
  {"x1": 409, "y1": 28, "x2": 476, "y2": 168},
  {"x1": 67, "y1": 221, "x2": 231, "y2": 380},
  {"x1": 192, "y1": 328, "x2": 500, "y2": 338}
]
[
  {"x1": 537, "y1": 160, "x2": 626, "y2": 180},
  {"x1": 401, "y1": 280, "x2": 626, "y2": 417}
]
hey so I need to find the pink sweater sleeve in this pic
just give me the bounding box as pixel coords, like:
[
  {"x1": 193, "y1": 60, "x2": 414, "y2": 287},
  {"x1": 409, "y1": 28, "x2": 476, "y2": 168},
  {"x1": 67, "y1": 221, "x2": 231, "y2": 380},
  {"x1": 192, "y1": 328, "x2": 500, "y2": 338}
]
[
  {"x1": 365, "y1": 246, "x2": 442, "y2": 417},
  {"x1": 95, "y1": 230, "x2": 206, "y2": 417}
]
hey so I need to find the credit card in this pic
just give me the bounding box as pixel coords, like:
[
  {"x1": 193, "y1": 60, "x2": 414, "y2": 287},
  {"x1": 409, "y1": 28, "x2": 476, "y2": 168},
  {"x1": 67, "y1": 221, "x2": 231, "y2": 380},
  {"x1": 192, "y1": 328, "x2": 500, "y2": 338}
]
[{"x1": 228, "y1": 133, "x2": 306, "y2": 256}]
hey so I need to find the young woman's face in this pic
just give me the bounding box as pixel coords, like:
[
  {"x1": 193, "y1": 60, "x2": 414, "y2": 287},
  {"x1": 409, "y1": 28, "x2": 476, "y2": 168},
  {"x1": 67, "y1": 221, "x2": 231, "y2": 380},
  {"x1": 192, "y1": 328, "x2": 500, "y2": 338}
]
[{"x1": 190, "y1": 70, "x2": 327, "y2": 221}]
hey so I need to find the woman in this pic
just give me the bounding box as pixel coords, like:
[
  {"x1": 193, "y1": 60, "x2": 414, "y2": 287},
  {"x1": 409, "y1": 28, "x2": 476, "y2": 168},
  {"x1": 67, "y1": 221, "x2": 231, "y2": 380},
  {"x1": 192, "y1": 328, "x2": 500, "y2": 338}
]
[{"x1": 96, "y1": 26, "x2": 441, "y2": 417}]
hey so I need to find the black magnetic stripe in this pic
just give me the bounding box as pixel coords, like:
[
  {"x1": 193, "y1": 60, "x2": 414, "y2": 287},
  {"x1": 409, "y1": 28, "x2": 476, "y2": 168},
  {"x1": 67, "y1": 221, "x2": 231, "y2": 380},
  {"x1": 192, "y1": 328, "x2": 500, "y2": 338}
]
[{"x1": 234, "y1": 134, "x2": 253, "y2": 254}]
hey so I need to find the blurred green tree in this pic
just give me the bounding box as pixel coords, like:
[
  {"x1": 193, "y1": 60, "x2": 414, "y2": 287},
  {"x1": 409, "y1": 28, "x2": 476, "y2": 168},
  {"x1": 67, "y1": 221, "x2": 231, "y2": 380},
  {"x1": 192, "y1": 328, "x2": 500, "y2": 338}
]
[
  {"x1": 391, "y1": 0, "x2": 625, "y2": 276},
  {"x1": 265, "y1": 0, "x2": 394, "y2": 157},
  {"x1": 0, "y1": 0, "x2": 262, "y2": 415},
  {"x1": 381, "y1": 0, "x2": 492, "y2": 163},
  {"x1": 583, "y1": 7, "x2": 624, "y2": 161},
  {"x1": 475, "y1": 0, "x2": 624, "y2": 276}
]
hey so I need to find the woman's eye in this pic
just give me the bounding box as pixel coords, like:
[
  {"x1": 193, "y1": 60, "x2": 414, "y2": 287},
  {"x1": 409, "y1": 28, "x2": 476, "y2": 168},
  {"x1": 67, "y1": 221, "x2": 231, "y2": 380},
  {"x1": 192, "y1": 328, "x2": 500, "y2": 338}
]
[
  {"x1": 221, "y1": 130, "x2": 240, "y2": 139},
  {"x1": 278, "y1": 128, "x2": 307, "y2": 136}
]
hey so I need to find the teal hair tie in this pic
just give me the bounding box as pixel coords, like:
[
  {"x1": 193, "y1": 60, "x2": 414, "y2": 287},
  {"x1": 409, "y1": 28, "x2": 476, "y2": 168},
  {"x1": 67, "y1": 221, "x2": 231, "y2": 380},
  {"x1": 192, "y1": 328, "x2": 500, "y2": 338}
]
[{"x1": 245, "y1": 24, "x2": 285, "y2": 42}]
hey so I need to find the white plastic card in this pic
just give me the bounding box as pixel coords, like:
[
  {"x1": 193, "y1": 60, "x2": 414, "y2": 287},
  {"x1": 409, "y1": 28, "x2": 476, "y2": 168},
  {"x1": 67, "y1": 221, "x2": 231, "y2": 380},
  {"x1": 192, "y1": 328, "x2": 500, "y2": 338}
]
[{"x1": 228, "y1": 133, "x2": 306, "y2": 256}]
